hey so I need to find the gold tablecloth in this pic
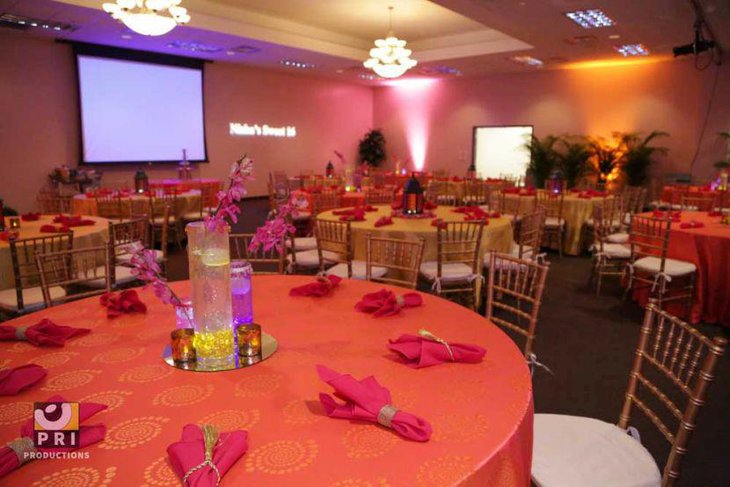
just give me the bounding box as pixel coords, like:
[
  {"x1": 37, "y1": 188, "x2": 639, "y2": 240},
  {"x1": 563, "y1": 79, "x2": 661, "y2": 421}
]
[
  {"x1": 504, "y1": 192, "x2": 614, "y2": 255},
  {"x1": 71, "y1": 190, "x2": 201, "y2": 217},
  {"x1": 0, "y1": 215, "x2": 110, "y2": 290},
  {"x1": 317, "y1": 204, "x2": 514, "y2": 261}
]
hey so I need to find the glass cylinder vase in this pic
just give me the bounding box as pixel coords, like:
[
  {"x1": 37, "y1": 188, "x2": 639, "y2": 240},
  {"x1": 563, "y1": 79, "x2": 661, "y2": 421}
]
[
  {"x1": 231, "y1": 260, "x2": 254, "y2": 326},
  {"x1": 186, "y1": 221, "x2": 234, "y2": 369}
]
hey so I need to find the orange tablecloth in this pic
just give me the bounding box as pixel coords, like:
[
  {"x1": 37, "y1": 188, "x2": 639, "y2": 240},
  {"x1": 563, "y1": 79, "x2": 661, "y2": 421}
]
[
  {"x1": 0, "y1": 215, "x2": 109, "y2": 290},
  {"x1": 0, "y1": 276, "x2": 533, "y2": 485},
  {"x1": 149, "y1": 178, "x2": 222, "y2": 194},
  {"x1": 635, "y1": 211, "x2": 730, "y2": 326},
  {"x1": 660, "y1": 186, "x2": 717, "y2": 204}
]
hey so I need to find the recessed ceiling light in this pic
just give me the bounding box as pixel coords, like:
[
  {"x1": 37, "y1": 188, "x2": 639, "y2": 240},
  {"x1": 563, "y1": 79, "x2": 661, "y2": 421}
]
[
  {"x1": 358, "y1": 73, "x2": 380, "y2": 80},
  {"x1": 614, "y1": 43, "x2": 650, "y2": 57},
  {"x1": 0, "y1": 13, "x2": 77, "y2": 32},
  {"x1": 608, "y1": 34, "x2": 621, "y2": 40},
  {"x1": 419, "y1": 65, "x2": 462, "y2": 76},
  {"x1": 228, "y1": 45, "x2": 261, "y2": 55},
  {"x1": 280, "y1": 60, "x2": 315, "y2": 69},
  {"x1": 565, "y1": 9, "x2": 615, "y2": 29},
  {"x1": 509, "y1": 55, "x2": 544, "y2": 67},
  {"x1": 166, "y1": 40, "x2": 222, "y2": 54},
  {"x1": 121, "y1": 34, "x2": 132, "y2": 39}
]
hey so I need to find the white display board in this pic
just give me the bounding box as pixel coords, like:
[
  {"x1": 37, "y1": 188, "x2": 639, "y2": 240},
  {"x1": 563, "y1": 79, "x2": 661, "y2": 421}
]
[{"x1": 472, "y1": 126, "x2": 533, "y2": 179}]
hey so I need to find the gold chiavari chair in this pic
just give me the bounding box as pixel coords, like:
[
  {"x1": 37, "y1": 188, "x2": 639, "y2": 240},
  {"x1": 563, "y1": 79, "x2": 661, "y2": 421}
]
[
  {"x1": 427, "y1": 179, "x2": 458, "y2": 206},
  {"x1": 532, "y1": 301, "x2": 727, "y2": 487},
  {"x1": 108, "y1": 216, "x2": 166, "y2": 279},
  {"x1": 95, "y1": 194, "x2": 124, "y2": 221},
  {"x1": 316, "y1": 219, "x2": 386, "y2": 280},
  {"x1": 462, "y1": 180, "x2": 488, "y2": 205},
  {"x1": 580, "y1": 195, "x2": 624, "y2": 251},
  {"x1": 384, "y1": 173, "x2": 398, "y2": 187},
  {"x1": 587, "y1": 203, "x2": 631, "y2": 296},
  {"x1": 37, "y1": 190, "x2": 73, "y2": 214},
  {"x1": 499, "y1": 191, "x2": 537, "y2": 221},
  {"x1": 370, "y1": 172, "x2": 386, "y2": 189},
  {"x1": 365, "y1": 234, "x2": 425, "y2": 289},
  {"x1": 182, "y1": 184, "x2": 219, "y2": 222},
  {"x1": 311, "y1": 191, "x2": 342, "y2": 214},
  {"x1": 624, "y1": 214, "x2": 696, "y2": 311},
  {"x1": 506, "y1": 207, "x2": 545, "y2": 262},
  {"x1": 230, "y1": 233, "x2": 286, "y2": 274},
  {"x1": 680, "y1": 194, "x2": 717, "y2": 212},
  {"x1": 0, "y1": 234, "x2": 73, "y2": 315},
  {"x1": 432, "y1": 169, "x2": 449, "y2": 179},
  {"x1": 286, "y1": 218, "x2": 340, "y2": 274},
  {"x1": 537, "y1": 192, "x2": 566, "y2": 257},
  {"x1": 36, "y1": 245, "x2": 113, "y2": 307},
  {"x1": 484, "y1": 251, "x2": 550, "y2": 359},
  {"x1": 419, "y1": 221, "x2": 484, "y2": 310},
  {"x1": 365, "y1": 188, "x2": 394, "y2": 205},
  {"x1": 151, "y1": 193, "x2": 183, "y2": 249}
]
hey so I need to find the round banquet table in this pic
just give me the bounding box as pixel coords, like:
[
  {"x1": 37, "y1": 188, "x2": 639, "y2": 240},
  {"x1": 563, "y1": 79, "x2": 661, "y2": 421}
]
[
  {"x1": 634, "y1": 211, "x2": 730, "y2": 326},
  {"x1": 0, "y1": 215, "x2": 109, "y2": 290},
  {"x1": 0, "y1": 276, "x2": 534, "y2": 486},
  {"x1": 317, "y1": 205, "x2": 514, "y2": 261},
  {"x1": 71, "y1": 190, "x2": 201, "y2": 217},
  {"x1": 503, "y1": 191, "x2": 614, "y2": 255},
  {"x1": 660, "y1": 185, "x2": 717, "y2": 205}
]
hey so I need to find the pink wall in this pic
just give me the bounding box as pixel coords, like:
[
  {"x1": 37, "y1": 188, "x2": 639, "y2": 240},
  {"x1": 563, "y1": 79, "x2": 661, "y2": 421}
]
[
  {"x1": 373, "y1": 59, "x2": 730, "y2": 182},
  {"x1": 0, "y1": 31, "x2": 373, "y2": 211}
]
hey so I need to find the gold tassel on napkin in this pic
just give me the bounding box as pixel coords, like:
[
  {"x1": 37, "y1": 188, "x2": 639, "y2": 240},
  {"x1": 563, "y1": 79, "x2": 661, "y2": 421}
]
[{"x1": 182, "y1": 424, "x2": 221, "y2": 486}]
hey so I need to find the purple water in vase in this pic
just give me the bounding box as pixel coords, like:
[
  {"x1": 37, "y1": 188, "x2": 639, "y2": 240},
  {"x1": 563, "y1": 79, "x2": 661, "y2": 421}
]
[{"x1": 231, "y1": 260, "x2": 254, "y2": 326}]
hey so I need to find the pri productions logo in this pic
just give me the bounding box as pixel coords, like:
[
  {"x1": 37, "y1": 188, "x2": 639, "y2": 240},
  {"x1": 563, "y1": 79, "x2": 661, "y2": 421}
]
[{"x1": 33, "y1": 402, "x2": 79, "y2": 448}]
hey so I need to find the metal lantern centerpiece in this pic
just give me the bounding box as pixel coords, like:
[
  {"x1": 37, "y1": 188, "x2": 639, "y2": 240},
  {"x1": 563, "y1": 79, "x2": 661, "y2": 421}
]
[
  {"x1": 402, "y1": 173, "x2": 424, "y2": 215},
  {"x1": 466, "y1": 162, "x2": 476, "y2": 180},
  {"x1": 135, "y1": 169, "x2": 149, "y2": 194},
  {"x1": 547, "y1": 170, "x2": 565, "y2": 194},
  {"x1": 326, "y1": 160, "x2": 335, "y2": 179}
]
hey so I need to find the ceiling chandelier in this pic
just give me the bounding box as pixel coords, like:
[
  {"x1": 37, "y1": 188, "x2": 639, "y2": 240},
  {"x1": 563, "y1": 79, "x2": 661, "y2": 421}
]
[
  {"x1": 102, "y1": 0, "x2": 190, "y2": 37},
  {"x1": 363, "y1": 6, "x2": 417, "y2": 79}
]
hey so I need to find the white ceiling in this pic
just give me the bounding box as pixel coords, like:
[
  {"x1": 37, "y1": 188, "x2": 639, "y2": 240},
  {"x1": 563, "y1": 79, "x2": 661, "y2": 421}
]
[{"x1": 0, "y1": 0, "x2": 727, "y2": 83}]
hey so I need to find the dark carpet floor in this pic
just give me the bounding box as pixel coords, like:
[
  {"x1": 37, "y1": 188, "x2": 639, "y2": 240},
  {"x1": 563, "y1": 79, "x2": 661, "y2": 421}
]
[{"x1": 164, "y1": 198, "x2": 730, "y2": 486}]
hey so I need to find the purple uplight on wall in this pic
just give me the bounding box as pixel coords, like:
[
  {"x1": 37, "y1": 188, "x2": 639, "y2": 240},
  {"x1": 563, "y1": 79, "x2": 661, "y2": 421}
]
[{"x1": 384, "y1": 78, "x2": 438, "y2": 171}]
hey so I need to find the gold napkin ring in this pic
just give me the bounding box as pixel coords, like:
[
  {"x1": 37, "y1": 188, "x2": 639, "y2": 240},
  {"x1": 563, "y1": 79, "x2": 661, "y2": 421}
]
[
  {"x1": 182, "y1": 460, "x2": 220, "y2": 486},
  {"x1": 183, "y1": 425, "x2": 221, "y2": 486},
  {"x1": 377, "y1": 404, "x2": 399, "y2": 428},
  {"x1": 395, "y1": 295, "x2": 405, "y2": 307},
  {"x1": 15, "y1": 327, "x2": 27, "y2": 341},
  {"x1": 7, "y1": 437, "x2": 36, "y2": 466},
  {"x1": 418, "y1": 329, "x2": 455, "y2": 361}
]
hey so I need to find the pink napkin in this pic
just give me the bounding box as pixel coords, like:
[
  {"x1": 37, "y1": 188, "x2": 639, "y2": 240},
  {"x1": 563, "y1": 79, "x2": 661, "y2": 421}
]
[
  {"x1": 708, "y1": 210, "x2": 722, "y2": 217},
  {"x1": 20, "y1": 213, "x2": 40, "y2": 222},
  {"x1": 339, "y1": 209, "x2": 366, "y2": 222},
  {"x1": 355, "y1": 289, "x2": 423, "y2": 317},
  {"x1": 316, "y1": 365, "x2": 431, "y2": 441},
  {"x1": 374, "y1": 216, "x2": 393, "y2": 227},
  {"x1": 289, "y1": 275, "x2": 342, "y2": 297},
  {"x1": 679, "y1": 220, "x2": 705, "y2": 229},
  {"x1": 362, "y1": 205, "x2": 378, "y2": 212},
  {"x1": 431, "y1": 218, "x2": 447, "y2": 229},
  {"x1": 390, "y1": 200, "x2": 403, "y2": 210},
  {"x1": 388, "y1": 334, "x2": 486, "y2": 369},
  {"x1": 167, "y1": 424, "x2": 249, "y2": 487},
  {"x1": 0, "y1": 230, "x2": 19, "y2": 241},
  {"x1": 52, "y1": 215, "x2": 95, "y2": 227},
  {"x1": 489, "y1": 211, "x2": 501, "y2": 218},
  {"x1": 39, "y1": 224, "x2": 69, "y2": 233},
  {"x1": 451, "y1": 207, "x2": 469, "y2": 213},
  {"x1": 653, "y1": 210, "x2": 682, "y2": 222},
  {"x1": 100, "y1": 290, "x2": 147, "y2": 318},
  {"x1": 0, "y1": 395, "x2": 107, "y2": 478},
  {"x1": 0, "y1": 364, "x2": 47, "y2": 396},
  {"x1": 0, "y1": 318, "x2": 90, "y2": 347},
  {"x1": 424, "y1": 201, "x2": 438, "y2": 210},
  {"x1": 451, "y1": 176, "x2": 463, "y2": 182}
]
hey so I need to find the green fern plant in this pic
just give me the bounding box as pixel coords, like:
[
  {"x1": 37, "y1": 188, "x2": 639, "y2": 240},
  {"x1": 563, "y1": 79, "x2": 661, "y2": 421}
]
[
  {"x1": 618, "y1": 131, "x2": 669, "y2": 186},
  {"x1": 525, "y1": 135, "x2": 561, "y2": 188},
  {"x1": 358, "y1": 129, "x2": 387, "y2": 167},
  {"x1": 558, "y1": 136, "x2": 591, "y2": 188}
]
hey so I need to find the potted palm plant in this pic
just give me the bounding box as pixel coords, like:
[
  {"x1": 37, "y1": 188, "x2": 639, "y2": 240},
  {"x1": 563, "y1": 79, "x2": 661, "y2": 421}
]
[
  {"x1": 525, "y1": 134, "x2": 561, "y2": 188},
  {"x1": 618, "y1": 131, "x2": 669, "y2": 187},
  {"x1": 558, "y1": 136, "x2": 592, "y2": 189}
]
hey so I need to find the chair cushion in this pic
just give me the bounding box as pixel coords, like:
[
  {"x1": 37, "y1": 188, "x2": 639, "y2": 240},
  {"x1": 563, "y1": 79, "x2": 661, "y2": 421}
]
[
  {"x1": 592, "y1": 243, "x2": 630, "y2": 259},
  {"x1": 83, "y1": 266, "x2": 138, "y2": 289},
  {"x1": 181, "y1": 211, "x2": 202, "y2": 221},
  {"x1": 286, "y1": 237, "x2": 317, "y2": 251},
  {"x1": 325, "y1": 261, "x2": 387, "y2": 280},
  {"x1": 117, "y1": 249, "x2": 164, "y2": 264},
  {"x1": 532, "y1": 414, "x2": 661, "y2": 487},
  {"x1": 606, "y1": 232, "x2": 629, "y2": 244},
  {"x1": 0, "y1": 286, "x2": 67, "y2": 312},
  {"x1": 633, "y1": 257, "x2": 696, "y2": 277},
  {"x1": 545, "y1": 216, "x2": 565, "y2": 227},
  {"x1": 509, "y1": 242, "x2": 536, "y2": 259},
  {"x1": 287, "y1": 249, "x2": 338, "y2": 268},
  {"x1": 420, "y1": 261, "x2": 475, "y2": 282}
]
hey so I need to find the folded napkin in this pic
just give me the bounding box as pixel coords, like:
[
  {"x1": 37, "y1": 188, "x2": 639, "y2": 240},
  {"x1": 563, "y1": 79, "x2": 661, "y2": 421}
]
[
  {"x1": 362, "y1": 205, "x2": 378, "y2": 212},
  {"x1": 0, "y1": 364, "x2": 47, "y2": 396},
  {"x1": 100, "y1": 290, "x2": 147, "y2": 318},
  {"x1": 39, "y1": 224, "x2": 69, "y2": 233},
  {"x1": 652, "y1": 210, "x2": 682, "y2": 222},
  {"x1": 0, "y1": 230, "x2": 19, "y2": 241},
  {"x1": 289, "y1": 275, "x2": 342, "y2": 297},
  {"x1": 374, "y1": 216, "x2": 393, "y2": 227},
  {"x1": 53, "y1": 215, "x2": 95, "y2": 227},
  {"x1": 431, "y1": 218, "x2": 447, "y2": 229},
  {"x1": 424, "y1": 201, "x2": 438, "y2": 210},
  {"x1": 489, "y1": 211, "x2": 501, "y2": 218},
  {"x1": 0, "y1": 318, "x2": 90, "y2": 347},
  {"x1": 84, "y1": 191, "x2": 96, "y2": 198},
  {"x1": 0, "y1": 395, "x2": 107, "y2": 478},
  {"x1": 679, "y1": 220, "x2": 705, "y2": 229},
  {"x1": 20, "y1": 212, "x2": 40, "y2": 222},
  {"x1": 708, "y1": 210, "x2": 722, "y2": 217},
  {"x1": 316, "y1": 365, "x2": 432, "y2": 441},
  {"x1": 388, "y1": 331, "x2": 486, "y2": 369},
  {"x1": 451, "y1": 176, "x2": 463, "y2": 182},
  {"x1": 167, "y1": 424, "x2": 249, "y2": 487},
  {"x1": 339, "y1": 209, "x2": 366, "y2": 222},
  {"x1": 355, "y1": 289, "x2": 422, "y2": 317}
]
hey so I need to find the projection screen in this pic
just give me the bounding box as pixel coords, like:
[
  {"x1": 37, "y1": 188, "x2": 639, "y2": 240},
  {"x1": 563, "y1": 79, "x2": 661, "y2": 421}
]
[{"x1": 472, "y1": 125, "x2": 533, "y2": 179}]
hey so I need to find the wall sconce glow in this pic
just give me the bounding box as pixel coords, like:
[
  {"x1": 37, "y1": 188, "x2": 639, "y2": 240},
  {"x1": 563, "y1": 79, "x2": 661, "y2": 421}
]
[
  {"x1": 614, "y1": 43, "x2": 650, "y2": 57},
  {"x1": 229, "y1": 123, "x2": 296, "y2": 138}
]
